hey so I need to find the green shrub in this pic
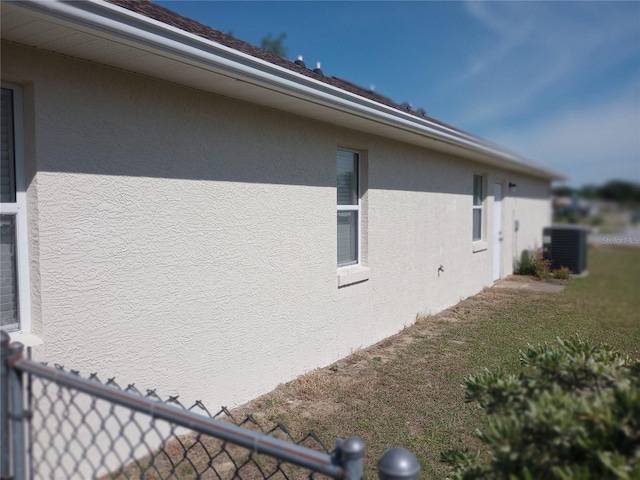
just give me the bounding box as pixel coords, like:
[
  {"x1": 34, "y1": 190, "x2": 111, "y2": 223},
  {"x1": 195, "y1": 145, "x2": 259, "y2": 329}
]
[
  {"x1": 514, "y1": 249, "x2": 551, "y2": 279},
  {"x1": 441, "y1": 336, "x2": 640, "y2": 479},
  {"x1": 514, "y1": 250, "x2": 537, "y2": 276}
]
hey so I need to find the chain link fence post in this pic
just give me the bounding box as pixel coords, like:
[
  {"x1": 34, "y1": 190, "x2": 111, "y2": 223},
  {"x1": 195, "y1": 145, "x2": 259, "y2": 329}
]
[
  {"x1": 377, "y1": 447, "x2": 420, "y2": 480},
  {"x1": 340, "y1": 437, "x2": 365, "y2": 480},
  {"x1": 1, "y1": 331, "x2": 11, "y2": 480},
  {"x1": 8, "y1": 341, "x2": 26, "y2": 480}
]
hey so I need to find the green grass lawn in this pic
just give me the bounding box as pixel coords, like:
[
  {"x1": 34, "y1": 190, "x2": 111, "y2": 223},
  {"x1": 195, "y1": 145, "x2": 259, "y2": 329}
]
[{"x1": 240, "y1": 245, "x2": 639, "y2": 478}]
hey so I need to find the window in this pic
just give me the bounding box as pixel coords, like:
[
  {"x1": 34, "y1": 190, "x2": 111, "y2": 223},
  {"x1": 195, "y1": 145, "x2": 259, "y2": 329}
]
[
  {"x1": 472, "y1": 174, "x2": 484, "y2": 241},
  {"x1": 1, "y1": 84, "x2": 29, "y2": 333},
  {"x1": 337, "y1": 149, "x2": 360, "y2": 267}
]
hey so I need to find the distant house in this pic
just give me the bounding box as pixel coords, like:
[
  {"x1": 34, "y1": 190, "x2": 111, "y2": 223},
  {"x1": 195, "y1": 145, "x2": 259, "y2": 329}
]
[
  {"x1": 1, "y1": 0, "x2": 564, "y2": 407},
  {"x1": 553, "y1": 195, "x2": 594, "y2": 218}
]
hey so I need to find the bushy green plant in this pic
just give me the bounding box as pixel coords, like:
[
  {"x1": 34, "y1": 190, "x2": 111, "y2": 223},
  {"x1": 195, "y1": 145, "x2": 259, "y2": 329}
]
[
  {"x1": 514, "y1": 249, "x2": 551, "y2": 279},
  {"x1": 442, "y1": 336, "x2": 640, "y2": 479},
  {"x1": 514, "y1": 250, "x2": 537, "y2": 276}
]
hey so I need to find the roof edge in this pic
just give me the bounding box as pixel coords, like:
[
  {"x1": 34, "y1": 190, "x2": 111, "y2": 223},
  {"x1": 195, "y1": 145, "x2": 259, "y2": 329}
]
[{"x1": 9, "y1": 0, "x2": 566, "y2": 181}]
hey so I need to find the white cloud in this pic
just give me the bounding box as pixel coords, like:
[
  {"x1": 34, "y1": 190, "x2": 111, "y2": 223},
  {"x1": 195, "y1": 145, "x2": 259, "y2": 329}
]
[
  {"x1": 459, "y1": 2, "x2": 535, "y2": 82},
  {"x1": 453, "y1": 1, "x2": 640, "y2": 129},
  {"x1": 487, "y1": 89, "x2": 640, "y2": 186}
]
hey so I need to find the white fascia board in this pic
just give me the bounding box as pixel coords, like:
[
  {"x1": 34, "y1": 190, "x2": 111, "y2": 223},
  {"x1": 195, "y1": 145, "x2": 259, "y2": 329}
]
[{"x1": 9, "y1": 0, "x2": 565, "y2": 181}]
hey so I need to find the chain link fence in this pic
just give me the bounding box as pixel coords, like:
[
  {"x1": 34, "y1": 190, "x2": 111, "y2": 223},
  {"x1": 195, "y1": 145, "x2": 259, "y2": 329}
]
[
  {"x1": 1, "y1": 332, "x2": 420, "y2": 480},
  {"x1": 29, "y1": 372, "x2": 337, "y2": 479}
]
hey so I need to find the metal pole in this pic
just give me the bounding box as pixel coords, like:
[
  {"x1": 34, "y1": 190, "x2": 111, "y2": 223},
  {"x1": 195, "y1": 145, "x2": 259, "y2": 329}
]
[
  {"x1": 340, "y1": 437, "x2": 365, "y2": 480},
  {"x1": 1, "y1": 331, "x2": 11, "y2": 480},
  {"x1": 8, "y1": 342, "x2": 26, "y2": 480},
  {"x1": 25, "y1": 347, "x2": 32, "y2": 480},
  {"x1": 377, "y1": 447, "x2": 420, "y2": 480}
]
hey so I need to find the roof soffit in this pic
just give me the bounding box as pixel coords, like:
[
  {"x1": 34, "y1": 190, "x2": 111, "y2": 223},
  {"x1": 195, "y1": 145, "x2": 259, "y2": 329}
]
[{"x1": 1, "y1": 0, "x2": 565, "y2": 180}]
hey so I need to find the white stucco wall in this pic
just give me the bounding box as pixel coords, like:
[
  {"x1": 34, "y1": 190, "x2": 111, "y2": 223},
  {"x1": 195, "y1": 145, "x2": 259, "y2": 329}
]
[{"x1": 2, "y1": 42, "x2": 552, "y2": 408}]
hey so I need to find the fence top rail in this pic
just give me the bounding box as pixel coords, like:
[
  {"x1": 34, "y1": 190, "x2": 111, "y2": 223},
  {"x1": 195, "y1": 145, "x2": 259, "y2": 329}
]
[{"x1": 8, "y1": 343, "x2": 346, "y2": 479}]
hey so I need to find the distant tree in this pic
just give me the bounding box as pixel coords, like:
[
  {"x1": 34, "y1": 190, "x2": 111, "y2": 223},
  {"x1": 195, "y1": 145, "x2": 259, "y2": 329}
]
[
  {"x1": 260, "y1": 32, "x2": 288, "y2": 58},
  {"x1": 575, "y1": 180, "x2": 640, "y2": 205},
  {"x1": 597, "y1": 180, "x2": 640, "y2": 205},
  {"x1": 579, "y1": 184, "x2": 599, "y2": 200}
]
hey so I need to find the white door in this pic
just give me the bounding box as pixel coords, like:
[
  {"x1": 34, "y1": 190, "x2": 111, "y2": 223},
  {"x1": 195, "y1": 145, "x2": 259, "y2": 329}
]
[{"x1": 493, "y1": 183, "x2": 502, "y2": 281}]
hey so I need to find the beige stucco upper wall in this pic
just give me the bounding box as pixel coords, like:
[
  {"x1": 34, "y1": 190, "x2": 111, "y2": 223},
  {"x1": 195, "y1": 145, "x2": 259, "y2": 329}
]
[{"x1": 2, "y1": 41, "x2": 551, "y2": 407}]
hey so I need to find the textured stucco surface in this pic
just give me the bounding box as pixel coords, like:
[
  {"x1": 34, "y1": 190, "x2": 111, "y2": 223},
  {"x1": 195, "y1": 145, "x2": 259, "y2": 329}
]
[{"x1": 2, "y1": 42, "x2": 551, "y2": 407}]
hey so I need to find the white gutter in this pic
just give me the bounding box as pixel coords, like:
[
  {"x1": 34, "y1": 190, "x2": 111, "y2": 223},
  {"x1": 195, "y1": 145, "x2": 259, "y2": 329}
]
[{"x1": 10, "y1": 0, "x2": 565, "y2": 180}]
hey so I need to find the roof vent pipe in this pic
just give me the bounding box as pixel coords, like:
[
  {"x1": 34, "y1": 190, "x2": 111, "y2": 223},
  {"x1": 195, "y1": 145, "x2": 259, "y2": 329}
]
[
  {"x1": 313, "y1": 61, "x2": 323, "y2": 75},
  {"x1": 294, "y1": 55, "x2": 306, "y2": 68}
]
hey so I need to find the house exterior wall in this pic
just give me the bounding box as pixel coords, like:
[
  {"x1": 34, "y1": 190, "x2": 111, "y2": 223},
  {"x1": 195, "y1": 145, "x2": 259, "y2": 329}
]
[{"x1": 2, "y1": 42, "x2": 551, "y2": 407}]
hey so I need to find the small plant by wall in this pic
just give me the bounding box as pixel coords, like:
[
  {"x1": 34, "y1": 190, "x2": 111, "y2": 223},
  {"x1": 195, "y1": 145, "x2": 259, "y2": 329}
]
[
  {"x1": 513, "y1": 249, "x2": 551, "y2": 279},
  {"x1": 514, "y1": 250, "x2": 537, "y2": 276},
  {"x1": 553, "y1": 266, "x2": 572, "y2": 280},
  {"x1": 534, "y1": 249, "x2": 551, "y2": 279}
]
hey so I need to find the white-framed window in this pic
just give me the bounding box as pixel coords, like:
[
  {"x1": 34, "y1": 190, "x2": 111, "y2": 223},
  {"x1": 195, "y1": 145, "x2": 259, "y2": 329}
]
[
  {"x1": 337, "y1": 149, "x2": 360, "y2": 267},
  {"x1": 472, "y1": 174, "x2": 484, "y2": 242},
  {"x1": 1, "y1": 83, "x2": 31, "y2": 333}
]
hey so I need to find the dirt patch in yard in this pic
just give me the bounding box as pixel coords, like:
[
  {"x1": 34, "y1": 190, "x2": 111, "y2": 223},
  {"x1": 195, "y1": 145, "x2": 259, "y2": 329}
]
[
  {"x1": 230, "y1": 292, "x2": 489, "y2": 474},
  {"x1": 237, "y1": 314, "x2": 458, "y2": 416}
]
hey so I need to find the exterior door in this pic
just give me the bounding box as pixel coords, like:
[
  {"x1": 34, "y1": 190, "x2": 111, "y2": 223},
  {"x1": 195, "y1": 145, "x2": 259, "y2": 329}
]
[{"x1": 493, "y1": 183, "x2": 502, "y2": 281}]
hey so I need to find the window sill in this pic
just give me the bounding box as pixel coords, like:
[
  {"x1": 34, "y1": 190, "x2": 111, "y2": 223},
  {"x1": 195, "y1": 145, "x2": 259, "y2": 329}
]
[
  {"x1": 4, "y1": 332, "x2": 43, "y2": 347},
  {"x1": 473, "y1": 241, "x2": 488, "y2": 253},
  {"x1": 337, "y1": 265, "x2": 370, "y2": 288}
]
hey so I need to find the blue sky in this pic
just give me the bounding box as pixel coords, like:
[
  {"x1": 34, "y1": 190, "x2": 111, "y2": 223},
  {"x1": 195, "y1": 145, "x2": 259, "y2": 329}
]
[{"x1": 156, "y1": 1, "x2": 640, "y2": 187}]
